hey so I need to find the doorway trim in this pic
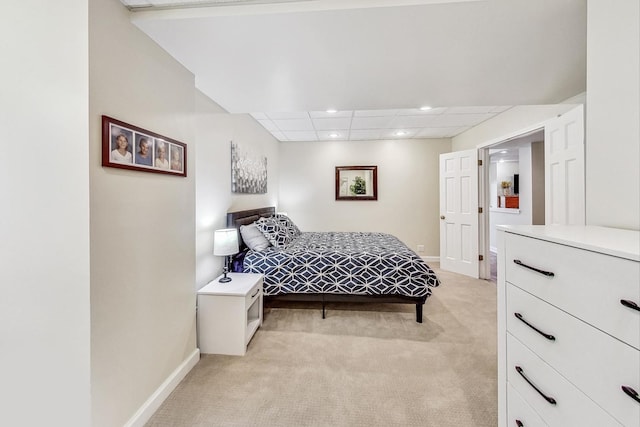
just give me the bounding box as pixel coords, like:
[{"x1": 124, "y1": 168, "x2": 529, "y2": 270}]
[{"x1": 476, "y1": 122, "x2": 546, "y2": 279}]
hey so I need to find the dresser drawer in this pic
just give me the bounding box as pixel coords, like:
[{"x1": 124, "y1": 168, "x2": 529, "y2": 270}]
[
  {"x1": 507, "y1": 284, "x2": 640, "y2": 427},
  {"x1": 504, "y1": 232, "x2": 640, "y2": 349},
  {"x1": 507, "y1": 333, "x2": 622, "y2": 427},
  {"x1": 508, "y1": 383, "x2": 548, "y2": 427}
]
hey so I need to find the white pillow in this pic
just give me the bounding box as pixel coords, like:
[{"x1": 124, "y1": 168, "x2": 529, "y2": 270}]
[{"x1": 240, "y1": 223, "x2": 271, "y2": 251}]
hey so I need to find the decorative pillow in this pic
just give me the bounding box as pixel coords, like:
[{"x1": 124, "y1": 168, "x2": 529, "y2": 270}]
[
  {"x1": 240, "y1": 223, "x2": 271, "y2": 251},
  {"x1": 255, "y1": 216, "x2": 293, "y2": 248},
  {"x1": 273, "y1": 214, "x2": 302, "y2": 238}
]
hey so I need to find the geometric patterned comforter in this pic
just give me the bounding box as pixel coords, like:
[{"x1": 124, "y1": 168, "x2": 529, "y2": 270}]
[{"x1": 243, "y1": 231, "x2": 440, "y2": 297}]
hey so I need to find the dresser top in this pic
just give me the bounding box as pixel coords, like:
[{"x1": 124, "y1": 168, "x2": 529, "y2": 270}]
[{"x1": 497, "y1": 225, "x2": 640, "y2": 261}]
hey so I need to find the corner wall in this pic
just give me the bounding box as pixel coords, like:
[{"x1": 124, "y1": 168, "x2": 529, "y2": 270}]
[
  {"x1": 0, "y1": 1, "x2": 90, "y2": 425},
  {"x1": 278, "y1": 138, "x2": 451, "y2": 257},
  {"x1": 195, "y1": 91, "x2": 280, "y2": 289},
  {"x1": 89, "y1": 1, "x2": 197, "y2": 425}
]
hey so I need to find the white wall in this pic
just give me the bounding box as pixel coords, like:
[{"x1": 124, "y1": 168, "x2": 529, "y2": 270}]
[
  {"x1": 586, "y1": 0, "x2": 640, "y2": 230},
  {"x1": 0, "y1": 1, "x2": 91, "y2": 426},
  {"x1": 452, "y1": 104, "x2": 578, "y2": 152},
  {"x1": 278, "y1": 138, "x2": 451, "y2": 257},
  {"x1": 89, "y1": 1, "x2": 197, "y2": 425},
  {"x1": 195, "y1": 91, "x2": 280, "y2": 289}
]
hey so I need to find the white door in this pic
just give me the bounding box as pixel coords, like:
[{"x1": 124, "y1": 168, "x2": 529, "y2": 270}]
[
  {"x1": 545, "y1": 105, "x2": 585, "y2": 225},
  {"x1": 439, "y1": 149, "x2": 479, "y2": 278}
]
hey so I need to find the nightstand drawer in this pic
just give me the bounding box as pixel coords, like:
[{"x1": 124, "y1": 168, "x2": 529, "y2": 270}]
[
  {"x1": 507, "y1": 333, "x2": 622, "y2": 427},
  {"x1": 505, "y1": 232, "x2": 640, "y2": 349},
  {"x1": 507, "y1": 284, "x2": 640, "y2": 426},
  {"x1": 245, "y1": 281, "x2": 262, "y2": 308}
]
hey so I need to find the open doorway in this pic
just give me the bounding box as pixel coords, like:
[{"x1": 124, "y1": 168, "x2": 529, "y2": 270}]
[{"x1": 480, "y1": 129, "x2": 545, "y2": 282}]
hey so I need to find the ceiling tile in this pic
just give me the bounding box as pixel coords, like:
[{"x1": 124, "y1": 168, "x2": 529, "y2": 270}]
[
  {"x1": 380, "y1": 128, "x2": 420, "y2": 139},
  {"x1": 396, "y1": 107, "x2": 447, "y2": 115},
  {"x1": 309, "y1": 110, "x2": 353, "y2": 118},
  {"x1": 444, "y1": 106, "x2": 498, "y2": 114},
  {"x1": 266, "y1": 111, "x2": 310, "y2": 120},
  {"x1": 270, "y1": 131, "x2": 288, "y2": 141},
  {"x1": 354, "y1": 109, "x2": 399, "y2": 117},
  {"x1": 282, "y1": 130, "x2": 318, "y2": 141},
  {"x1": 257, "y1": 119, "x2": 279, "y2": 131},
  {"x1": 272, "y1": 118, "x2": 314, "y2": 131},
  {"x1": 351, "y1": 116, "x2": 396, "y2": 129},
  {"x1": 348, "y1": 129, "x2": 382, "y2": 140},
  {"x1": 312, "y1": 117, "x2": 353, "y2": 130},
  {"x1": 389, "y1": 115, "x2": 436, "y2": 128},
  {"x1": 317, "y1": 130, "x2": 349, "y2": 141}
]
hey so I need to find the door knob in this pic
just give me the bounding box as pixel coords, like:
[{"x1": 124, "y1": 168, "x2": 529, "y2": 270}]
[{"x1": 440, "y1": 215, "x2": 445, "y2": 220}]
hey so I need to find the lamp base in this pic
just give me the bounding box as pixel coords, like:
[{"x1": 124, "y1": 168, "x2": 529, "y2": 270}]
[{"x1": 218, "y1": 275, "x2": 232, "y2": 283}]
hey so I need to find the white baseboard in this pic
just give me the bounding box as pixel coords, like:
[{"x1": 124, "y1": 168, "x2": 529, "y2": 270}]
[
  {"x1": 421, "y1": 255, "x2": 439, "y2": 263},
  {"x1": 125, "y1": 348, "x2": 200, "y2": 427}
]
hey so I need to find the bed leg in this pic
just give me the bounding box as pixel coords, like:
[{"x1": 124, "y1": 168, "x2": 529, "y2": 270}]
[
  {"x1": 416, "y1": 303, "x2": 423, "y2": 323},
  {"x1": 322, "y1": 302, "x2": 326, "y2": 319}
]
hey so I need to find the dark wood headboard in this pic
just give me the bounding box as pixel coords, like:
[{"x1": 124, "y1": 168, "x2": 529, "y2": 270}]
[{"x1": 226, "y1": 206, "x2": 275, "y2": 251}]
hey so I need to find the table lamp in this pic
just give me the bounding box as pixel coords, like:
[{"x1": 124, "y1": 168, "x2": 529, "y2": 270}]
[{"x1": 213, "y1": 228, "x2": 239, "y2": 283}]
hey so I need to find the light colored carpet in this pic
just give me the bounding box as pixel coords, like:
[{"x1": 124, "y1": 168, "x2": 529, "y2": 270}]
[{"x1": 146, "y1": 265, "x2": 497, "y2": 427}]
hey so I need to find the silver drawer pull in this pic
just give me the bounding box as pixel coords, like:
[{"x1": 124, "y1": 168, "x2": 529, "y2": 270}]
[
  {"x1": 514, "y1": 313, "x2": 556, "y2": 341},
  {"x1": 251, "y1": 289, "x2": 260, "y2": 298},
  {"x1": 513, "y1": 259, "x2": 555, "y2": 277},
  {"x1": 622, "y1": 386, "x2": 640, "y2": 404},
  {"x1": 620, "y1": 299, "x2": 640, "y2": 312},
  {"x1": 515, "y1": 366, "x2": 557, "y2": 405}
]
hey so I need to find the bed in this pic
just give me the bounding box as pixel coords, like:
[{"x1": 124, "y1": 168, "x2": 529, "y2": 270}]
[{"x1": 227, "y1": 207, "x2": 440, "y2": 323}]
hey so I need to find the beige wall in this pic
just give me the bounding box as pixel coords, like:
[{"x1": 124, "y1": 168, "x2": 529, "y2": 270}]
[
  {"x1": 0, "y1": 1, "x2": 91, "y2": 426},
  {"x1": 89, "y1": 1, "x2": 197, "y2": 426},
  {"x1": 278, "y1": 138, "x2": 451, "y2": 257},
  {"x1": 586, "y1": 0, "x2": 640, "y2": 230},
  {"x1": 195, "y1": 91, "x2": 280, "y2": 289}
]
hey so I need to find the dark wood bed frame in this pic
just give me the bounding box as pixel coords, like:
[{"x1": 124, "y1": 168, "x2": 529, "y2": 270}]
[{"x1": 227, "y1": 207, "x2": 428, "y2": 323}]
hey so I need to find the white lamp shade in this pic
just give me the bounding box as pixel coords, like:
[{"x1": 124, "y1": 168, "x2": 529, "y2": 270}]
[{"x1": 213, "y1": 228, "x2": 239, "y2": 256}]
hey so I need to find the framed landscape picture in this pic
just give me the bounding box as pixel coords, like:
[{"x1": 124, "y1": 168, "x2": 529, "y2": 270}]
[{"x1": 335, "y1": 166, "x2": 378, "y2": 201}]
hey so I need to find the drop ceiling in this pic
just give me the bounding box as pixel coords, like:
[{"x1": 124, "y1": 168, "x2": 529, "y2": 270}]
[{"x1": 121, "y1": 0, "x2": 587, "y2": 141}]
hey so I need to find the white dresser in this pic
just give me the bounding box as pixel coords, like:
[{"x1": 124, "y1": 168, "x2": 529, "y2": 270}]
[{"x1": 497, "y1": 225, "x2": 640, "y2": 427}]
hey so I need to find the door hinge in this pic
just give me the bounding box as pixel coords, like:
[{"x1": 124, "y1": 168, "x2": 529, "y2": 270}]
[
  {"x1": 479, "y1": 255, "x2": 484, "y2": 261},
  {"x1": 478, "y1": 207, "x2": 483, "y2": 214},
  {"x1": 478, "y1": 159, "x2": 483, "y2": 166}
]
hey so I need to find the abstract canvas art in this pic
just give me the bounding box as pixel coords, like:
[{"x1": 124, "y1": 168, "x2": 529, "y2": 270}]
[{"x1": 231, "y1": 141, "x2": 267, "y2": 194}]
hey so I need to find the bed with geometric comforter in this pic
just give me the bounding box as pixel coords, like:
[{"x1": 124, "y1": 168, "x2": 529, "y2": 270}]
[
  {"x1": 227, "y1": 207, "x2": 440, "y2": 323},
  {"x1": 243, "y1": 231, "x2": 440, "y2": 298}
]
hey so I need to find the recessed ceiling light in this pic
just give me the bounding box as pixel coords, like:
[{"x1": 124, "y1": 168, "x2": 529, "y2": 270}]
[
  {"x1": 419, "y1": 106, "x2": 432, "y2": 111},
  {"x1": 329, "y1": 132, "x2": 340, "y2": 138},
  {"x1": 326, "y1": 109, "x2": 337, "y2": 114},
  {"x1": 395, "y1": 130, "x2": 408, "y2": 136},
  {"x1": 500, "y1": 150, "x2": 508, "y2": 154}
]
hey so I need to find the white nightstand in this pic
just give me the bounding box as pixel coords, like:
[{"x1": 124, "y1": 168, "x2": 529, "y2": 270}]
[{"x1": 197, "y1": 273, "x2": 263, "y2": 356}]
